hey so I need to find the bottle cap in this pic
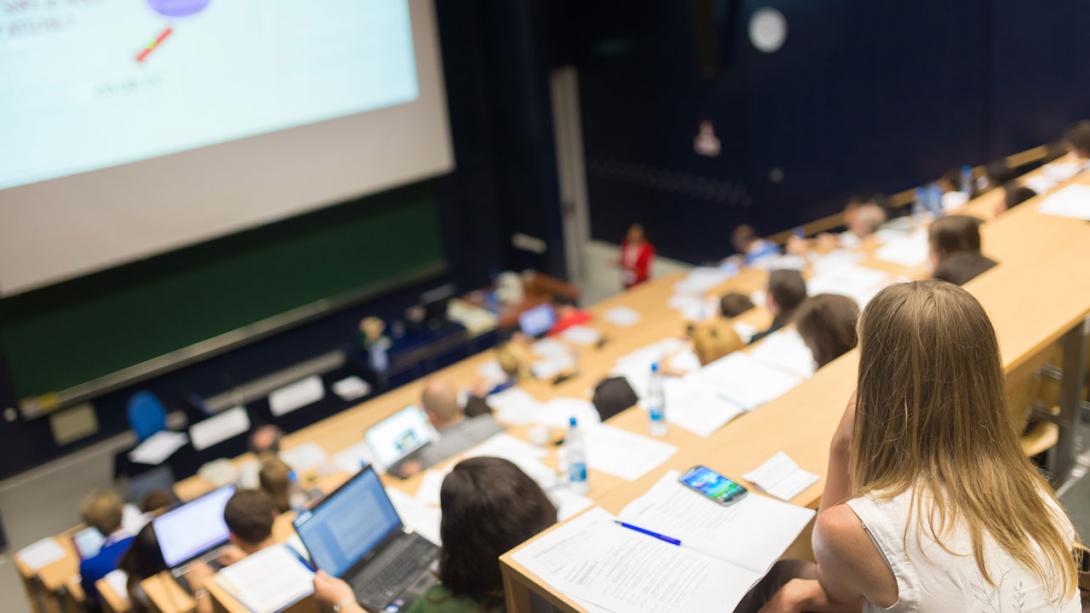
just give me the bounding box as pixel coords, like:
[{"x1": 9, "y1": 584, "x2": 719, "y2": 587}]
[
  {"x1": 569, "y1": 416, "x2": 577, "y2": 427},
  {"x1": 651, "y1": 362, "x2": 659, "y2": 373}
]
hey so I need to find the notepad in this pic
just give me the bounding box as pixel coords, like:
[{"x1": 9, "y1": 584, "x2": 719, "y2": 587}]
[
  {"x1": 583, "y1": 424, "x2": 677, "y2": 480},
  {"x1": 604, "y1": 306, "x2": 641, "y2": 327},
  {"x1": 128, "y1": 430, "x2": 188, "y2": 465},
  {"x1": 694, "y1": 352, "x2": 803, "y2": 411},
  {"x1": 743, "y1": 452, "x2": 820, "y2": 501},
  {"x1": 749, "y1": 329, "x2": 816, "y2": 379},
  {"x1": 1039, "y1": 184, "x2": 1090, "y2": 220},
  {"x1": 214, "y1": 545, "x2": 314, "y2": 613},
  {"x1": 17, "y1": 537, "x2": 65, "y2": 570}
]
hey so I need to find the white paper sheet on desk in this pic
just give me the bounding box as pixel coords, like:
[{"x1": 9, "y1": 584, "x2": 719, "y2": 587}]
[
  {"x1": 1026, "y1": 175, "x2": 1058, "y2": 195},
  {"x1": 750, "y1": 329, "x2": 816, "y2": 379},
  {"x1": 269, "y1": 375, "x2": 324, "y2": 417},
  {"x1": 128, "y1": 430, "x2": 188, "y2": 465},
  {"x1": 531, "y1": 355, "x2": 575, "y2": 380},
  {"x1": 236, "y1": 458, "x2": 260, "y2": 489},
  {"x1": 215, "y1": 544, "x2": 314, "y2": 613},
  {"x1": 532, "y1": 338, "x2": 570, "y2": 359},
  {"x1": 281, "y1": 442, "x2": 328, "y2": 473},
  {"x1": 465, "y1": 432, "x2": 547, "y2": 461},
  {"x1": 387, "y1": 488, "x2": 442, "y2": 545},
  {"x1": 488, "y1": 388, "x2": 544, "y2": 426},
  {"x1": 541, "y1": 397, "x2": 601, "y2": 429},
  {"x1": 875, "y1": 231, "x2": 930, "y2": 268},
  {"x1": 104, "y1": 570, "x2": 129, "y2": 604},
  {"x1": 809, "y1": 249, "x2": 863, "y2": 274},
  {"x1": 660, "y1": 378, "x2": 745, "y2": 437},
  {"x1": 614, "y1": 338, "x2": 689, "y2": 398},
  {"x1": 18, "y1": 537, "x2": 65, "y2": 570},
  {"x1": 604, "y1": 306, "x2": 640, "y2": 327},
  {"x1": 512, "y1": 507, "x2": 755, "y2": 613},
  {"x1": 732, "y1": 321, "x2": 759, "y2": 344},
  {"x1": 331, "y1": 375, "x2": 370, "y2": 401},
  {"x1": 662, "y1": 345, "x2": 701, "y2": 375},
  {"x1": 750, "y1": 290, "x2": 766, "y2": 307},
  {"x1": 548, "y1": 487, "x2": 593, "y2": 521},
  {"x1": 753, "y1": 254, "x2": 806, "y2": 271},
  {"x1": 332, "y1": 441, "x2": 373, "y2": 474},
  {"x1": 693, "y1": 352, "x2": 803, "y2": 411},
  {"x1": 560, "y1": 325, "x2": 602, "y2": 346},
  {"x1": 674, "y1": 267, "x2": 732, "y2": 295},
  {"x1": 1039, "y1": 184, "x2": 1090, "y2": 220},
  {"x1": 414, "y1": 468, "x2": 450, "y2": 507},
  {"x1": 1043, "y1": 162, "x2": 1081, "y2": 182},
  {"x1": 743, "y1": 452, "x2": 820, "y2": 501},
  {"x1": 806, "y1": 265, "x2": 890, "y2": 309},
  {"x1": 942, "y1": 191, "x2": 969, "y2": 210},
  {"x1": 190, "y1": 406, "x2": 250, "y2": 451},
  {"x1": 619, "y1": 471, "x2": 815, "y2": 573},
  {"x1": 583, "y1": 424, "x2": 677, "y2": 480},
  {"x1": 476, "y1": 360, "x2": 508, "y2": 389},
  {"x1": 666, "y1": 293, "x2": 706, "y2": 321}
]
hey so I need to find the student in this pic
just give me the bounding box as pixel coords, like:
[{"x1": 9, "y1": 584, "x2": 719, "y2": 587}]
[
  {"x1": 933, "y1": 251, "x2": 998, "y2": 285},
  {"x1": 218, "y1": 488, "x2": 278, "y2": 565},
  {"x1": 1002, "y1": 183, "x2": 1038, "y2": 211},
  {"x1": 139, "y1": 489, "x2": 178, "y2": 515},
  {"x1": 619, "y1": 223, "x2": 655, "y2": 288},
  {"x1": 1064, "y1": 119, "x2": 1090, "y2": 162},
  {"x1": 927, "y1": 214, "x2": 983, "y2": 269},
  {"x1": 249, "y1": 424, "x2": 283, "y2": 458},
  {"x1": 313, "y1": 457, "x2": 558, "y2": 613},
  {"x1": 794, "y1": 294, "x2": 859, "y2": 369},
  {"x1": 78, "y1": 489, "x2": 136, "y2": 605},
  {"x1": 117, "y1": 524, "x2": 167, "y2": 613},
  {"x1": 719, "y1": 291, "x2": 755, "y2": 318},
  {"x1": 258, "y1": 456, "x2": 294, "y2": 514},
  {"x1": 396, "y1": 378, "x2": 503, "y2": 477},
  {"x1": 549, "y1": 300, "x2": 592, "y2": 334},
  {"x1": 739, "y1": 281, "x2": 1082, "y2": 611},
  {"x1": 812, "y1": 196, "x2": 888, "y2": 251},
  {"x1": 730, "y1": 224, "x2": 779, "y2": 266},
  {"x1": 749, "y1": 269, "x2": 806, "y2": 344}
]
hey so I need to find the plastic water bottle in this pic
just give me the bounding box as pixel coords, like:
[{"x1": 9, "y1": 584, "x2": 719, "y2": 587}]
[
  {"x1": 647, "y1": 362, "x2": 667, "y2": 436},
  {"x1": 566, "y1": 417, "x2": 589, "y2": 494},
  {"x1": 288, "y1": 470, "x2": 308, "y2": 510},
  {"x1": 960, "y1": 164, "x2": 974, "y2": 197}
]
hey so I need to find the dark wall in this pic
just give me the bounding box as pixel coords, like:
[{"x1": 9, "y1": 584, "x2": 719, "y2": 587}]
[{"x1": 567, "y1": 1, "x2": 1090, "y2": 263}]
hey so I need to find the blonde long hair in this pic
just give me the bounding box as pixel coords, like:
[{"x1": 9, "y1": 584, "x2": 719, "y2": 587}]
[{"x1": 852, "y1": 281, "x2": 1078, "y2": 596}]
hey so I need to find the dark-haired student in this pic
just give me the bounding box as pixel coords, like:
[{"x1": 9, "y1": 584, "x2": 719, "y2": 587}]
[
  {"x1": 719, "y1": 292, "x2": 755, "y2": 318},
  {"x1": 928, "y1": 214, "x2": 982, "y2": 268},
  {"x1": 313, "y1": 457, "x2": 558, "y2": 613},
  {"x1": 736, "y1": 282, "x2": 1081, "y2": 611},
  {"x1": 1002, "y1": 183, "x2": 1038, "y2": 212},
  {"x1": 750, "y1": 269, "x2": 806, "y2": 344},
  {"x1": 794, "y1": 294, "x2": 859, "y2": 369},
  {"x1": 934, "y1": 251, "x2": 998, "y2": 286},
  {"x1": 118, "y1": 524, "x2": 167, "y2": 612}
]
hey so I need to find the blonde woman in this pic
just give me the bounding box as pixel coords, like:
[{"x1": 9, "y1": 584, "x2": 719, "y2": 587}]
[{"x1": 743, "y1": 281, "x2": 1081, "y2": 612}]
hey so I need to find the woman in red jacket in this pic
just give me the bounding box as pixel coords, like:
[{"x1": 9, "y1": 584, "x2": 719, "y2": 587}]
[{"x1": 619, "y1": 223, "x2": 654, "y2": 289}]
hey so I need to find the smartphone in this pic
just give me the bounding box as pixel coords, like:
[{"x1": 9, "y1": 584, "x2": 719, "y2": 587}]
[{"x1": 679, "y1": 465, "x2": 748, "y2": 506}]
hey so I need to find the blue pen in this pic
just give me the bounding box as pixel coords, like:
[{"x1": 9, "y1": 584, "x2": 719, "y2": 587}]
[{"x1": 613, "y1": 520, "x2": 681, "y2": 546}]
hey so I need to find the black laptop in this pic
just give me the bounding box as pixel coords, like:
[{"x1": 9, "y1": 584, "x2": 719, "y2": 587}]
[{"x1": 293, "y1": 467, "x2": 438, "y2": 612}]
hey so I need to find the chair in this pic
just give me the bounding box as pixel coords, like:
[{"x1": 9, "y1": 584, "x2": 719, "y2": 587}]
[{"x1": 126, "y1": 391, "x2": 167, "y2": 442}]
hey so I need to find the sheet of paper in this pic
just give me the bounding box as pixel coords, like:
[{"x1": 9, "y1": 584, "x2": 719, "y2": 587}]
[
  {"x1": 663, "y1": 346, "x2": 701, "y2": 374},
  {"x1": 476, "y1": 360, "x2": 508, "y2": 389},
  {"x1": 542, "y1": 397, "x2": 601, "y2": 429},
  {"x1": 121, "y1": 504, "x2": 151, "y2": 535},
  {"x1": 875, "y1": 232, "x2": 930, "y2": 268},
  {"x1": 103, "y1": 569, "x2": 129, "y2": 603},
  {"x1": 332, "y1": 441, "x2": 373, "y2": 474},
  {"x1": 531, "y1": 355, "x2": 575, "y2": 380},
  {"x1": 532, "y1": 338, "x2": 570, "y2": 359},
  {"x1": 1043, "y1": 161, "x2": 1080, "y2": 182},
  {"x1": 619, "y1": 471, "x2": 815, "y2": 573},
  {"x1": 17, "y1": 538, "x2": 65, "y2": 570},
  {"x1": 548, "y1": 487, "x2": 593, "y2": 521},
  {"x1": 693, "y1": 352, "x2": 803, "y2": 411},
  {"x1": 806, "y1": 264, "x2": 890, "y2": 309},
  {"x1": 1039, "y1": 184, "x2": 1090, "y2": 220},
  {"x1": 281, "y1": 442, "x2": 329, "y2": 474},
  {"x1": 750, "y1": 290, "x2": 766, "y2": 307},
  {"x1": 488, "y1": 388, "x2": 544, "y2": 426},
  {"x1": 1026, "y1": 175, "x2": 1058, "y2": 196},
  {"x1": 414, "y1": 468, "x2": 449, "y2": 507},
  {"x1": 749, "y1": 329, "x2": 816, "y2": 379},
  {"x1": 269, "y1": 375, "x2": 325, "y2": 417},
  {"x1": 614, "y1": 338, "x2": 689, "y2": 399},
  {"x1": 732, "y1": 321, "x2": 759, "y2": 344},
  {"x1": 387, "y1": 488, "x2": 442, "y2": 545},
  {"x1": 666, "y1": 294, "x2": 706, "y2": 321},
  {"x1": 128, "y1": 430, "x2": 188, "y2": 465},
  {"x1": 743, "y1": 452, "x2": 820, "y2": 501},
  {"x1": 941, "y1": 191, "x2": 969, "y2": 210},
  {"x1": 512, "y1": 507, "x2": 756, "y2": 613},
  {"x1": 560, "y1": 325, "x2": 602, "y2": 346},
  {"x1": 809, "y1": 249, "x2": 863, "y2": 274},
  {"x1": 583, "y1": 424, "x2": 677, "y2": 480},
  {"x1": 464, "y1": 432, "x2": 547, "y2": 461},
  {"x1": 331, "y1": 376, "x2": 370, "y2": 401},
  {"x1": 660, "y1": 379, "x2": 745, "y2": 437},
  {"x1": 189, "y1": 406, "x2": 250, "y2": 451},
  {"x1": 753, "y1": 254, "x2": 806, "y2": 271},
  {"x1": 604, "y1": 306, "x2": 640, "y2": 327},
  {"x1": 214, "y1": 545, "x2": 314, "y2": 613},
  {"x1": 673, "y1": 267, "x2": 732, "y2": 295}
]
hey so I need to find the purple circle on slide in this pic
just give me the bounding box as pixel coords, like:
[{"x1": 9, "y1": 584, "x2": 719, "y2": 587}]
[{"x1": 147, "y1": 0, "x2": 211, "y2": 17}]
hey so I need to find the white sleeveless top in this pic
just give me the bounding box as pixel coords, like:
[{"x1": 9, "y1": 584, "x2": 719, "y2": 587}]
[{"x1": 846, "y1": 489, "x2": 1080, "y2": 613}]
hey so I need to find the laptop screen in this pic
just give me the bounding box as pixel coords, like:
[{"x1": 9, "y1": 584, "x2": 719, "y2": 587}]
[
  {"x1": 518, "y1": 304, "x2": 556, "y2": 338},
  {"x1": 152, "y1": 485, "x2": 236, "y2": 568},
  {"x1": 293, "y1": 468, "x2": 402, "y2": 577},
  {"x1": 364, "y1": 405, "x2": 435, "y2": 470}
]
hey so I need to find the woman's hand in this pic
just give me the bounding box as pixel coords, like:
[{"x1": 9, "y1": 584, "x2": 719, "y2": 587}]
[{"x1": 313, "y1": 570, "x2": 356, "y2": 607}]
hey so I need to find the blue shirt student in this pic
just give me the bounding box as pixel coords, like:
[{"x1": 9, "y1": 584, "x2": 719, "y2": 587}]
[{"x1": 80, "y1": 531, "x2": 135, "y2": 604}]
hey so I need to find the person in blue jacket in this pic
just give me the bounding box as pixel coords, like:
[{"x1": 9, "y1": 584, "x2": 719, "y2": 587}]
[{"x1": 79, "y1": 490, "x2": 135, "y2": 607}]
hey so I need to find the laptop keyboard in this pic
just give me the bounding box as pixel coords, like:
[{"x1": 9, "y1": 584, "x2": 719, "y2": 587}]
[{"x1": 351, "y1": 536, "x2": 437, "y2": 608}]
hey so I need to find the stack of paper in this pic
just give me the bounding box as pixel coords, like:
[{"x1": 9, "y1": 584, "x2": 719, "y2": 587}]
[
  {"x1": 214, "y1": 545, "x2": 314, "y2": 613},
  {"x1": 17, "y1": 538, "x2": 65, "y2": 570},
  {"x1": 584, "y1": 424, "x2": 677, "y2": 480},
  {"x1": 190, "y1": 406, "x2": 250, "y2": 451},
  {"x1": 1039, "y1": 184, "x2": 1090, "y2": 220},
  {"x1": 693, "y1": 352, "x2": 803, "y2": 411},
  {"x1": 743, "y1": 452, "x2": 819, "y2": 501},
  {"x1": 128, "y1": 430, "x2": 188, "y2": 465},
  {"x1": 387, "y1": 489, "x2": 442, "y2": 545},
  {"x1": 560, "y1": 325, "x2": 602, "y2": 346},
  {"x1": 604, "y1": 306, "x2": 640, "y2": 327},
  {"x1": 749, "y1": 329, "x2": 816, "y2": 379}
]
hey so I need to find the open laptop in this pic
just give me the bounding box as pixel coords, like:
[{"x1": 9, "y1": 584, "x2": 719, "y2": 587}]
[
  {"x1": 518, "y1": 303, "x2": 556, "y2": 339},
  {"x1": 364, "y1": 405, "x2": 438, "y2": 474},
  {"x1": 293, "y1": 467, "x2": 438, "y2": 612},
  {"x1": 152, "y1": 485, "x2": 236, "y2": 579}
]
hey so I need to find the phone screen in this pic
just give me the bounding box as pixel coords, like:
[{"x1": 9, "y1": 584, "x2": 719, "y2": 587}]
[{"x1": 679, "y1": 466, "x2": 747, "y2": 504}]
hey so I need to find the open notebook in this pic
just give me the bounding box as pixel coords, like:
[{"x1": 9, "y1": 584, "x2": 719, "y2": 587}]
[
  {"x1": 214, "y1": 545, "x2": 314, "y2": 613},
  {"x1": 512, "y1": 471, "x2": 814, "y2": 612}
]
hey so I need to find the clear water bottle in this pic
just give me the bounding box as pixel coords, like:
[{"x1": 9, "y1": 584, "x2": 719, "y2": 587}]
[
  {"x1": 288, "y1": 470, "x2": 307, "y2": 510},
  {"x1": 566, "y1": 417, "x2": 589, "y2": 494},
  {"x1": 960, "y1": 164, "x2": 973, "y2": 197},
  {"x1": 647, "y1": 362, "x2": 667, "y2": 436}
]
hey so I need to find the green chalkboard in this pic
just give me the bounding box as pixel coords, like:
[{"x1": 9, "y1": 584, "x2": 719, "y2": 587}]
[{"x1": 0, "y1": 182, "x2": 444, "y2": 402}]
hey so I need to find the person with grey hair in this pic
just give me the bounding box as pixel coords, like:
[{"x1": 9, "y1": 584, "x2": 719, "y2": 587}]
[{"x1": 395, "y1": 378, "x2": 501, "y2": 477}]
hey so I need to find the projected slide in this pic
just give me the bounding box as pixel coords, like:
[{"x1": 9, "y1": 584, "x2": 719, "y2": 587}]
[{"x1": 0, "y1": 0, "x2": 419, "y2": 190}]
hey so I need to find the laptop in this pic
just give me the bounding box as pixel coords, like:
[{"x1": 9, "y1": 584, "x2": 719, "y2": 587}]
[
  {"x1": 152, "y1": 485, "x2": 236, "y2": 579},
  {"x1": 518, "y1": 303, "x2": 556, "y2": 339},
  {"x1": 364, "y1": 405, "x2": 438, "y2": 474},
  {"x1": 293, "y1": 467, "x2": 438, "y2": 612}
]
